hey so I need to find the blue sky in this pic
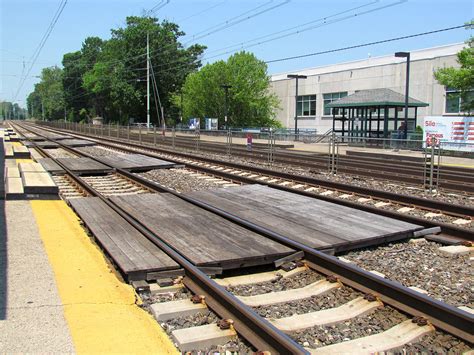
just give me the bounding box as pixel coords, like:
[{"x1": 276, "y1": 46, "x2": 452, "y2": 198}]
[{"x1": 1, "y1": 0, "x2": 472, "y2": 107}]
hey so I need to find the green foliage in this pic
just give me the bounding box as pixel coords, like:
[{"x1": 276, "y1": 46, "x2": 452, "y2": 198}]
[
  {"x1": 28, "y1": 66, "x2": 65, "y2": 120},
  {"x1": 434, "y1": 22, "x2": 474, "y2": 114},
  {"x1": 1, "y1": 101, "x2": 27, "y2": 120},
  {"x1": 415, "y1": 125, "x2": 423, "y2": 134},
  {"x1": 28, "y1": 16, "x2": 205, "y2": 123},
  {"x1": 179, "y1": 51, "x2": 281, "y2": 128}
]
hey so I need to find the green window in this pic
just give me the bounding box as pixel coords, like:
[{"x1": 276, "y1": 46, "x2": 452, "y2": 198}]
[
  {"x1": 445, "y1": 87, "x2": 474, "y2": 113},
  {"x1": 323, "y1": 92, "x2": 348, "y2": 116},
  {"x1": 296, "y1": 95, "x2": 316, "y2": 117}
]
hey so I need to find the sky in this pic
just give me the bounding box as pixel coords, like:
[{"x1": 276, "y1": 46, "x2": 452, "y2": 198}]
[{"x1": 1, "y1": 0, "x2": 472, "y2": 108}]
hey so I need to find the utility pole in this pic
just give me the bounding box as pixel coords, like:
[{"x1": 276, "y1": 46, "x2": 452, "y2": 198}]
[
  {"x1": 146, "y1": 32, "x2": 150, "y2": 129},
  {"x1": 220, "y1": 84, "x2": 232, "y2": 129},
  {"x1": 287, "y1": 74, "x2": 307, "y2": 137},
  {"x1": 395, "y1": 51, "x2": 410, "y2": 140}
]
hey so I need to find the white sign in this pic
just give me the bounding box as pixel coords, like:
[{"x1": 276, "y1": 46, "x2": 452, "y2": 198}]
[{"x1": 423, "y1": 116, "x2": 474, "y2": 152}]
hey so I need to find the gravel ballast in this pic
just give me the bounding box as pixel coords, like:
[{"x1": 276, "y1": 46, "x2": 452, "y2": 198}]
[
  {"x1": 226, "y1": 269, "x2": 324, "y2": 297},
  {"x1": 343, "y1": 239, "x2": 473, "y2": 307},
  {"x1": 393, "y1": 331, "x2": 472, "y2": 354},
  {"x1": 76, "y1": 145, "x2": 126, "y2": 157},
  {"x1": 139, "y1": 168, "x2": 237, "y2": 193},
  {"x1": 292, "y1": 305, "x2": 407, "y2": 348},
  {"x1": 254, "y1": 286, "x2": 361, "y2": 319}
]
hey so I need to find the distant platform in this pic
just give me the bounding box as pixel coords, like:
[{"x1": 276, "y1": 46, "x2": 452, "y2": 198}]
[
  {"x1": 98, "y1": 154, "x2": 180, "y2": 172},
  {"x1": 186, "y1": 184, "x2": 424, "y2": 253}
]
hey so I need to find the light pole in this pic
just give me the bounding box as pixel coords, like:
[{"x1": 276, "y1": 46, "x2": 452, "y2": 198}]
[
  {"x1": 395, "y1": 51, "x2": 410, "y2": 140},
  {"x1": 287, "y1": 74, "x2": 307, "y2": 137},
  {"x1": 221, "y1": 84, "x2": 232, "y2": 129}
]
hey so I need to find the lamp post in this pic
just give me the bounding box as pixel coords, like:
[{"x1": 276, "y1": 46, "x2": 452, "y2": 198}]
[
  {"x1": 287, "y1": 74, "x2": 307, "y2": 137},
  {"x1": 394, "y1": 51, "x2": 410, "y2": 140},
  {"x1": 221, "y1": 84, "x2": 232, "y2": 130}
]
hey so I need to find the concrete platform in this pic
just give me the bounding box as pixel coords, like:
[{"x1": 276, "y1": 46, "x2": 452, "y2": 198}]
[
  {"x1": 21, "y1": 172, "x2": 58, "y2": 195},
  {"x1": 0, "y1": 200, "x2": 75, "y2": 352},
  {"x1": 0, "y1": 195, "x2": 179, "y2": 353}
]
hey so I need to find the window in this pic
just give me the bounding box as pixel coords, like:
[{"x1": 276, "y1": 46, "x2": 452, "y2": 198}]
[
  {"x1": 296, "y1": 95, "x2": 316, "y2": 117},
  {"x1": 323, "y1": 92, "x2": 348, "y2": 115},
  {"x1": 445, "y1": 87, "x2": 474, "y2": 113}
]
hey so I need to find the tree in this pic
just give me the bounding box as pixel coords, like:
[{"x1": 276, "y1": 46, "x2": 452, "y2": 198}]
[
  {"x1": 178, "y1": 51, "x2": 281, "y2": 128},
  {"x1": 434, "y1": 23, "x2": 474, "y2": 114},
  {"x1": 81, "y1": 16, "x2": 205, "y2": 124},
  {"x1": 28, "y1": 66, "x2": 65, "y2": 121}
]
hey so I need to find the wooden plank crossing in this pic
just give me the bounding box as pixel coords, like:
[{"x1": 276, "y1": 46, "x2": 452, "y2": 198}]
[
  {"x1": 56, "y1": 157, "x2": 113, "y2": 174},
  {"x1": 69, "y1": 197, "x2": 179, "y2": 281},
  {"x1": 60, "y1": 139, "x2": 96, "y2": 147},
  {"x1": 98, "y1": 154, "x2": 178, "y2": 171},
  {"x1": 24, "y1": 140, "x2": 59, "y2": 148},
  {"x1": 37, "y1": 158, "x2": 65, "y2": 174},
  {"x1": 185, "y1": 185, "x2": 424, "y2": 252},
  {"x1": 110, "y1": 193, "x2": 293, "y2": 269}
]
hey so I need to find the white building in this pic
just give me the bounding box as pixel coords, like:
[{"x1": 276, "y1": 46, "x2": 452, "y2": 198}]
[{"x1": 270, "y1": 43, "x2": 467, "y2": 133}]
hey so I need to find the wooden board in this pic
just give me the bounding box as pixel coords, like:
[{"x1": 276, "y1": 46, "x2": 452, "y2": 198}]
[
  {"x1": 24, "y1": 140, "x2": 59, "y2": 148},
  {"x1": 110, "y1": 193, "x2": 293, "y2": 269},
  {"x1": 37, "y1": 158, "x2": 65, "y2": 174},
  {"x1": 99, "y1": 154, "x2": 178, "y2": 171},
  {"x1": 185, "y1": 185, "x2": 424, "y2": 252},
  {"x1": 60, "y1": 139, "x2": 96, "y2": 147},
  {"x1": 69, "y1": 197, "x2": 179, "y2": 281},
  {"x1": 56, "y1": 157, "x2": 113, "y2": 174}
]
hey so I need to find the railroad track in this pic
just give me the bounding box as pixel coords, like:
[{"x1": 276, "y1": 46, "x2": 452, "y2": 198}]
[
  {"x1": 8, "y1": 122, "x2": 474, "y2": 352},
  {"x1": 22, "y1": 122, "x2": 473, "y2": 239},
  {"x1": 96, "y1": 128, "x2": 474, "y2": 193}
]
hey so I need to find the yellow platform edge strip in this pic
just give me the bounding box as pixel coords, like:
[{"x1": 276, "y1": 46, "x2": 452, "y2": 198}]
[{"x1": 30, "y1": 200, "x2": 178, "y2": 354}]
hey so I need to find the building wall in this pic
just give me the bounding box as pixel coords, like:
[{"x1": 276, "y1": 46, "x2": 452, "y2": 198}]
[{"x1": 270, "y1": 44, "x2": 464, "y2": 132}]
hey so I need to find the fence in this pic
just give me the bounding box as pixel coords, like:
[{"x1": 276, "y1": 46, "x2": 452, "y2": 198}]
[{"x1": 37, "y1": 120, "x2": 473, "y2": 193}]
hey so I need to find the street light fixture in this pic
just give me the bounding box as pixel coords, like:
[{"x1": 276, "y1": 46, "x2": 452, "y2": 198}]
[
  {"x1": 287, "y1": 74, "x2": 307, "y2": 137},
  {"x1": 221, "y1": 84, "x2": 232, "y2": 129},
  {"x1": 394, "y1": 51, "x2": 410, "y2": 141}
]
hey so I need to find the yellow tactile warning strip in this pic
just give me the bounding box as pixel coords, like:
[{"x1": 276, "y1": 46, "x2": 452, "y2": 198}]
[{"x1": 30, "y1": 200, "x2": 178, "y2": 354}]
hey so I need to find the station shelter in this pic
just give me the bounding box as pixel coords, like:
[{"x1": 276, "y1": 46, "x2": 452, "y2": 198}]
[{"x1": 327, "y1": 88, "x2": 429, "y2": 140}]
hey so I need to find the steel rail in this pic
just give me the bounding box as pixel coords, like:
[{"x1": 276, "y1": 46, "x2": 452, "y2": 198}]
[
  {"x1": 15, "y1": 122, "x2": 474, "y2": 343},
  {"x1": 23, "y1": 122, "x2": 474, "y2": 239},
  {"x1": 112, "y1": 131, "x2": 474, "y2": 187},
  {"x1": 32, "y1": 122, "x2": 474, "y2": 192},
  {"x1": 10, "y1": 121, "x2": 308, "y2": 355},
  {"x1": 117, "y1": 168, "x2": 474, "y2": 344},
  {"x1": 31, "y1": 123, "x2": 474, "y2": 216}
]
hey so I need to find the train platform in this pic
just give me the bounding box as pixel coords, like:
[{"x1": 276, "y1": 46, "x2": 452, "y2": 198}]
[
  {"x1": 0, "y1": 163, "x2": 177, "y2": 353},
  {"x1": 179, "y1": 132, "x2": 474, "y2": 168}
]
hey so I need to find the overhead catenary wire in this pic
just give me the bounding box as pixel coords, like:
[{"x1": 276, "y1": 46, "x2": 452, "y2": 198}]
[
  {"x1": 183, "y1": 0, "x2": 291, "y2": 45},
  {"x1": 13, "y1": 0, "x2": 68, "y2": 102},
  {"x1": 265, "y1": 24, "x2": 469, "y2": 64}
]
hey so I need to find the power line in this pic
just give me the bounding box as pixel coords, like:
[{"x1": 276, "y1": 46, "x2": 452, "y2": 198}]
[
  {"x1": 183, "y1": 0, "x2": 291, "y2": 46},
  {"x1": 145, "y1": 0, "x2": 170, "y2": 16},
  {"x1": 146, "y1": 0, "x2": 403, "y2": 73},
  {"x1": 175, "y1": 0, "x2": 228, "y2": 23},
  {"x1": 265, "y1": 24, "x2": 468, "y2": 64},
  {"x1": 203, "y1": 0, "x2": 380, "y2": 56},
  {"x1": 151, "y1": 22, "x2": 468, "y2": 76},
  {"x1": 13, "y1": 0, "x2": 68, "y2": 102}
]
